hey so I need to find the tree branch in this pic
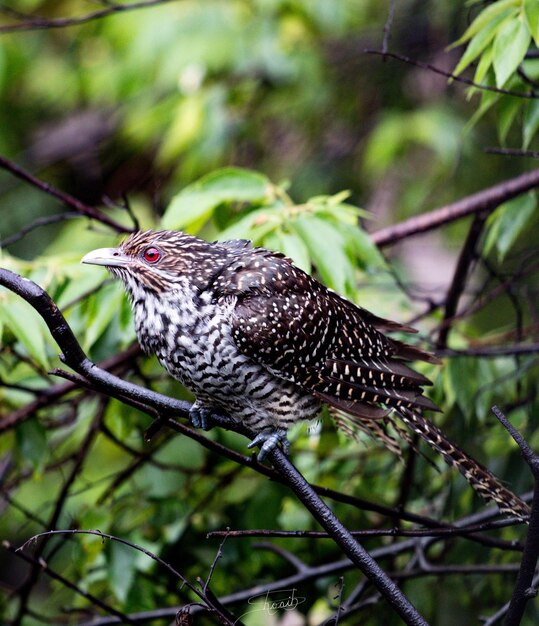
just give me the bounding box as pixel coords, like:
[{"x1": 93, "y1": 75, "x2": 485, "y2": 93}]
[
  {"x1": 0, "y1": 155, "x2": 131, "y2": 233},
  {"x1": 436, "y1": 212, "x2": 488, "y2": 349},
  {"x1": 2, "y1": 540, "x2": 138, "y2": 626},
  {"x1": 0, "y1": 267, "x2": 429, "y2": 625},
  {"x1": 365, "y1": 49, "x2": 539, "y2": 100},
  {"x1": 371, "y1": 169, "x2": 539, "y2": 247},
  {"x1": 492, "y1": 406, "x2": 539, "y2": 626},
  {"x1": 0, "y1": 0, "x2": 179, "y2": 34}
]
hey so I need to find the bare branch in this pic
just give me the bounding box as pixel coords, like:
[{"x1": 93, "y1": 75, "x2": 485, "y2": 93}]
[
  {"x1": 381, "y1": 0, "x2": 396, "y2": 56},
  {"x1": 485, "y1": 148, "x2": 539, "y2": 159},
  {"x1": 371, "y1": 168, "x2": 539, "y2": 247},
  {"x1": 0, "y1": 155, "x2": 131, "y2": 233},
  {"x1": 0, "y1": 0, "x2": 179, "y2": 34},
  {"x1": 207, "y1": 518, "x2": 525, "y2": 544},
  {"x1": 3, "y1": 540, "x2": 138, "y2": 625},
  {"x1": 492, "y1": 406, "x2": 539, "y2": 626},
  {"x1": 438, "y1": 344, "x2": 539, "y2": 358},
  {"x1": 365, "y1": 49, "x2": 539, "y2": 99},
  {"x1": 0, "y1": 211, "x2": 80, "y2": 248},
  {"x1": 436, "y1": 212, "x2": 488, "y2": 349},
  {"x1": 0, "y1": 267, "x2": 428, "y2": 625}
]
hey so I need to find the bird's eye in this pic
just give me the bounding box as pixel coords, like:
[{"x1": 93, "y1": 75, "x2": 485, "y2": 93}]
[{"x1": 143, "y1": 247, "x2": 161, "y2": 263}]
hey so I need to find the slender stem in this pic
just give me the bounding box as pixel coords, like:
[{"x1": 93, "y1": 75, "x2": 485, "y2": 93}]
[
  {"x1": 268, "y1": 448, "x2": 429, "y2": 625},
  {"x1": 492, "y1": 407, "x2": 539, "y2": 626},
  {"x1": 0, "y1": 267, "x2": 429, "y2": 624},
  {"x1": 0, "y1": 155, "x2": 130, "y2": 233},
  {"x1": 371, "y1": 169, "x2": 539, "y2": 247}
]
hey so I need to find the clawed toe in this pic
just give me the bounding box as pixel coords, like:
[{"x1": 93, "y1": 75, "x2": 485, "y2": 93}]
[
  {"x1": 248, "y1": 428, "x2": 290, "y2": 462},
  {"x1": 189, "y1": 406, "x2": 214, "y2": 431}
]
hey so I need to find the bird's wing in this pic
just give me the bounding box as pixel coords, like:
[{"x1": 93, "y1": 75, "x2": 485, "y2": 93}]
[{"x1": 212, "y1": 249, "x2": 439, "y2": 420}]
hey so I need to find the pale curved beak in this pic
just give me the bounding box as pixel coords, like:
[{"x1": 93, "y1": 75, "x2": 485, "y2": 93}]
[{"x1": 81, "y1": 247, "x2": 131, "y2": 268}]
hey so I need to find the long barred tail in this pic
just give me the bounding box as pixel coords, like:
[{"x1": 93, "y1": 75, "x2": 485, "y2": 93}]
[{"x1": 398, "y1": 407, "x2": 529, "y2": 520}]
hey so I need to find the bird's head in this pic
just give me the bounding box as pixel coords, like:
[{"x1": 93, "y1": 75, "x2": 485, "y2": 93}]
[{"x1": 81, "y1": 230, "x2": 224, "y2": 295}]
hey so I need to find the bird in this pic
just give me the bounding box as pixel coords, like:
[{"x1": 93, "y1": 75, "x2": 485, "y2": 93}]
[{"x1": 81, "y1": 229, "x2": 529, "y2": 519}]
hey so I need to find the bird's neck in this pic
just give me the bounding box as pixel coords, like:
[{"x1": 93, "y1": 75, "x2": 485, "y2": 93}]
[{"x1": 128, "y1": 278, "x2": 210, "y2": 355}]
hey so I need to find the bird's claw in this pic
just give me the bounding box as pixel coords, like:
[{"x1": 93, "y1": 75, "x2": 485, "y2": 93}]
[
  {"x1": 248, "y1": 429, "x2": 290, "y2": 462},
  {"x1": 189, "y1": 406, "x2": 214, "y2": 431}
]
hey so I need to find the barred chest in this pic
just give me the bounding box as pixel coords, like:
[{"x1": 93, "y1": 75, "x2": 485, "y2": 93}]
[
  {"x1": 128, "y1": 282, "x2": 321, "y2": 428},
  {"x1": 131, "y1": 285, "x2": 242, "y2": 395}
]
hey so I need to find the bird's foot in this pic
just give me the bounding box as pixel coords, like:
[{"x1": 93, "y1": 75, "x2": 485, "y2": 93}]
[
  {"x1": 189, "y1": 405, "x2": 215, "y2": 431},
  {"x1": 247, "y1": 428, "x2": 290, "y2": 462}
]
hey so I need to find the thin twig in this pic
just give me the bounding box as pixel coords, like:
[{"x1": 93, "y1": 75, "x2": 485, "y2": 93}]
[
  {"x1": 0, "y1": 268, "x2": 428, "y2": 625},
  {"x1": 207, "y1": 518, "x2": 524, "y2": 542},
  {"x1": 203, "y1": 530, "x2": 229, "y2": 592},
  {"x1": 436, "y1": 212, "x2": 488, "y2": 349},
  {"x1": 0, "y1": 155, "x2": 130, "y2": 233},
  {"x1": 11, "y1": 405, "x2": 104, "y2": 626},
  {"x1": 371, "y1": 168, "x2": 539, "y2": 247},
  {"x1": 17, "y1": 529, "x2": 194, "y2": 590},
  {"x1": 365, "y1": 49, "x2": 538, "y2": 99},
  {"x1": 485, "y1": 148, "x2": 539, "y2": 159},
  {"x1": 492, "y1": 406, "x2": 539, "y2": 626},
  {"x1": 0, "y1": 0, "x2": 179, "y2": 33},
  {"x1": 381, "y1": 0, "x2": 396, "y2": 56},
  {"x1": 0, "y1": 212, "x2": 80, "y2": 248},
  {"x1": 3, "y1": 540, "x2": 138, "y2": 626},
  {"x1": 438, "y1": 344, "x2": 539, "y2": 358}
]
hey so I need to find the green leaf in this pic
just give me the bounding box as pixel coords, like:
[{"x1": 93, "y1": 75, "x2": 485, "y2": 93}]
[
  {"x1": 463, "y1": 88, "x2": 500, "y2": 133},
  {"x1": 453, "y1": 9, "x2": 514, "y2": 77},
  {"x1": 345, "y1": 226, "x2": 386, "y2": 269},
  {"x1": 525, "y1": 0, "x2": 539, "y2": 46},
  {"x1": 216, "y1": 206, "x2": 283, "y2": 242},
  {"x1": 451, "y1": 0, "x2": 519, "y2": 48},
  {"x1": 484, "y1": 192, "x2": 537, "y2": 261},
  {"x1": 290, "y1": 216, "x2": 353, "y2": 294},
  {"x1": 108, "y1": 541, "x2": 136, "y2": 603},
  {"x1": 83, "y1": 283, "x2": 125, "y2": 351},
  {"x1": 161, "y1": 167, "x2": 272, "y2": 230},
  {"x1": 498, "y1": 95, "x2": 522, "y2": 144},
  {"x1": 446, "y1": 357, "x2": 478, "y2": 413},
  {"x1": 16, "y1": 419, "x2": 48, "y2": 471},
  {"x1": 275, "y1": 230, "x2": 311, "y2": 272},
  {"x1": 493, "y1": 15, "x2": 531, "y2": 88},
  {"x1": 56, "y1": 271, "x2": 110, "y2": 309},
  {"x1": 523, "y1": 99, "x2": 539, "y2": 148},
  {"x1": 473, "y1": 42, "x2": 495, "y2": 85},
  {"x1": 0, "y1": 297, "x2": 49, "y2": 369}
]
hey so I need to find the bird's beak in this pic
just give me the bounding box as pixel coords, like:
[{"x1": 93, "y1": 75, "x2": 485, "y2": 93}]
[{"x1": 81, "y1": 247, "x2": 131, "y2": 268}]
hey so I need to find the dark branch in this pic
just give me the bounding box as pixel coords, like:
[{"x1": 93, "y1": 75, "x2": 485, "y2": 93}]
[
  {"x1": 371, "y1": 168, "x2": 539, "y2": 247},
  {"x1": 0, "y1": 0, "x2": 179, "y2": 34},
  {"x1": 438, "y1": 344, "x2": 539, "y2": 358},
  {"x1": 436, "y1": 212, "x2": 488, "y2": 349},
  {"x1": 485, "y1": 148, "x2": 539, "y2": 159},
  {"x1": 0, "y1": 343, "x2": 141, "y2": 433},
  {"x1": 0, "y1": 211, "x2": 80, "y2": 248},
  {"x1": 0, "y1": 268, "x2": 428, "y2": 625},
  {"x1": 365, "y1": 49, "x2": 539, "y2": 100},
  {"x1": 207, "y1": 518, "x2": 525, "y2": 543},
  {"x1": 3, "y1": 540, "x2": 138, "y2": 626},
  {"x1": 492, "y1": 406, "x2": 539, "y2": 626},
  {"x1": 381, "y1": 0, "x2": 396, "y2": 56},
  {"x1": 0, "y1": 155, "x2": 131, "y2": 233}
]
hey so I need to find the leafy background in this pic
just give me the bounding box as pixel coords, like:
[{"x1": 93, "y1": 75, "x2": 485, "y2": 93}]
[{"x1": 0, "y1": 1, "x2": 538, "y2": 625}]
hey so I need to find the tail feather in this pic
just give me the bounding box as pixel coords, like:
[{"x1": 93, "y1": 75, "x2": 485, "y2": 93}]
[{"x1": 397, "y1": 407, "x2": 529, "y2": 519}]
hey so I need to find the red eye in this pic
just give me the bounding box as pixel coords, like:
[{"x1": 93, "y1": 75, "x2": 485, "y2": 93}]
[{"x1": 143, "y1": 247, "x2": 161, "y2": 263}]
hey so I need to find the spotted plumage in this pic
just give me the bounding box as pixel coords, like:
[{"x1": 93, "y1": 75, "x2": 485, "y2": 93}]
[{"x1": 82, "y1": 229, "x2": 529, "y2": 519}]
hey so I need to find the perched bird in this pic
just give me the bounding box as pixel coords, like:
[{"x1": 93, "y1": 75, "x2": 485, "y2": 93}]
[{"x1": 82, "y1": 230, "x2": 529, "y2": 518}]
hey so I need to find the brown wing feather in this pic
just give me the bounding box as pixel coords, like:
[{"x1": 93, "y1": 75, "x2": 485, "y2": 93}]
[
  {"x1": 216, "y1": 247, "x2": 529, "y2": 518},
  {"x1": 217, "y1": 247, "x2": 438, "y2": 420}
]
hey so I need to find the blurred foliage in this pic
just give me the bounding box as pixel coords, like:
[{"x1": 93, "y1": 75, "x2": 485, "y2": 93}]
[{"x1": 0, "y1": 1, "x2": 538, "y2": 625}]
